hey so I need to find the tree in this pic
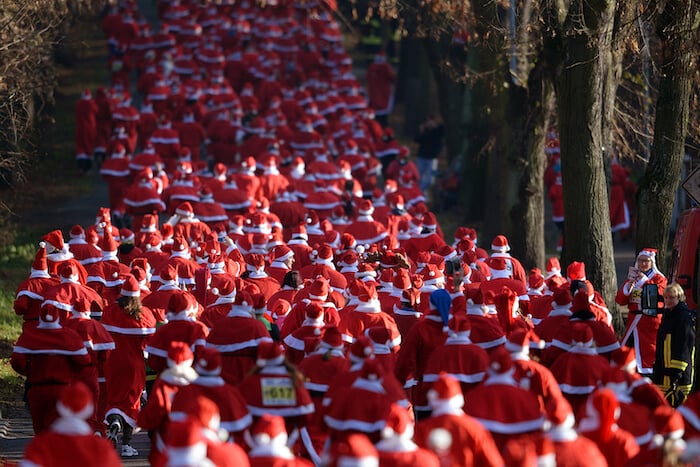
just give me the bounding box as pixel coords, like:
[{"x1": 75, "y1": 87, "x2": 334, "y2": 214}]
[{"x1": 636, "y1": 0, "x2": 700, "y2": 272}]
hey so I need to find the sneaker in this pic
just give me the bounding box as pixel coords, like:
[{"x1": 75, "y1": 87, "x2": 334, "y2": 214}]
[
  {"x1": 106, "y1": 419, "x2": 121, "y2": 448},
  {"x1": 121, "y1": 444, "x2": 139, "y2": 457}
]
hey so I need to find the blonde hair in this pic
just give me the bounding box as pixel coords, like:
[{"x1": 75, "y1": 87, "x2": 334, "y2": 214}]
[{"x1": 664, "y1": 283, "x2": 686, "y2": 303}]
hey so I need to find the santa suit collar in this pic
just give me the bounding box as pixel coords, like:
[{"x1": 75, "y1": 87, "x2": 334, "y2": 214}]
[
  {"x1": 166, "y1": 311, "x2": 195, "y2": 322},
  {"x1": 193, "y1": 375, "x2": 225, "y2": 387},
  {"x1": 270, "y1": 261, "x2": 290, "y2": 270},
  {"x1": 568, "y1": 343, "x2": 598, "y2": 355},
  {"x1": 157, "y1": 282, "x2": 179, "y2": 291},
  {"x1": 356, "y1": 215, "x2": 374, "y2": 222},
  {"x1": 549, "y1": 305, "x2": 572, "y2": 317},
  {"x1": 69, "y1": 238, "x2": 88, "y2": 245},
  {"x1": 548, "y1": 424, "x2": 578, "y2": 442},
  {"x1": 510, "y1": 350, "x2": 530, "y2": 361},
  {"x1": 466, "y1": 303, "x2": 487, "y2": 316},
  {"x1": 287, "y1": 238, "x2": 309, "y2": 246},
  {"x1": 170, "y1": 249, "x2": 192, "y2": 259},
  {"x1": 159, "y1": 366, "x2": 198, "y2": 386},
  {"x1": 248, "y1": 270, "x2": 268, "y2": 279},
  {"x1": 29, "y1": 269, "x2": 51, "y2": 279},
  {"x1": 301, "y1": 316, "x2": 325, "y2": 327},
  {"x1": 248, "y1": 441, "x2": 295, "y2": 460},
  {"x1": 430, "y1": 402, "x2": 464, "y2": 417},
  {"x1": 48, "y1": 250, "x2": 74, "y2": 262}
]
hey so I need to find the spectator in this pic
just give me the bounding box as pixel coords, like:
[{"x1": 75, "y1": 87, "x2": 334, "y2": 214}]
[{"x1": 413, "y1": 115, "x2": 445, "y2": 193}]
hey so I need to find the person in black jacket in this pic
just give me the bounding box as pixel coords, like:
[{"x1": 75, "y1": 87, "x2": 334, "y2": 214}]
[{"x1": 652, "y1": 282, "x2": 695, "y2": 406}]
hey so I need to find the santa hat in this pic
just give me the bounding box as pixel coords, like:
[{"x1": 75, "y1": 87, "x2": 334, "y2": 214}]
[
  {"x1": 610, "y1": 346, "x2": 636, "y2": 373},
  {"x1": 545, "y1": 398, "x2": 576, "y2": 441},
  {"x1": 494, "y1": 286, "x2": 519, "y2": 335},
  {"x1": 566, "y1": 261, "x2": 586, "y2": 281},
  {"x1": 489, "y1": 346, "x2": 514, "y2": 375},
  {"x1": 59, "y1": 262, "x2": 79, "y2": 283},
  {"x1": 99, "y1": 229, "x2": 119, "y2": 259},
  {"x1": 159, "y1": 263, "x2": 179, "y2": 283},
  {"x1": 570, "y1": 322, "x2": 595, "y2": 349},
  {"x1": 422, "y1": 263, "x2": 445, "y2": 285},
  {"x1": 489, "y1": 257, "x2": 511, "y2": 279},
  {"x1": 552, "y1": 286, "x2": 572, "y2": 307},
  {"x1": 120, "y1": 228, "x2": 135, "y2": 244},
  {"x1": 348, "y1": 336, "x2": 375, "y2": 363},
  {"x1": 120, "y1": 274, "x2": 141, "y2": 297},
  {"x1": 545, "y1": 257, "x2": 562, "y2": 279},
  {"x1": 256, "y1": 341, "x2": 285, "y2": 367},
  {"x1": 167, "y1": 341, "x2": 195, "y2": 371},
  {"x1": 429, "y1": 289, "x2": 452, "y2": 332},
  {"x1": 578, "y1": 388, "x2": 620, "y2": 442},
  {"x1": 56, "y1": 381, "x2": 94, "y2": 421},
  {"x1": 365, "y1": 326, "x2": 393, "y2": 354},
  {"x1": 319, "y1": 326, "x2": 344, "y2": 351},
  {"x1": 636, "y1": 248, "x2": 658, "y2": 269},
  {"x1": 448, "y1": 315, "x2": 471, "y2": 337},
  {"x1": 381, "y1": 404, "x2": 413, "y2": 440},
  {"x1": 39, "y1": 304, "x2": 62, "y2": 329},
  {"x1": 357, "y1": 199, "x2": 374, "y2": 216},
  {"x1": 427, "y1": 373, "x2": 464, "y2": 410},
  {"x1": 69, "y1": 225, "x2": 85, "y2": 239},
  {"x1": 270, "y1": 298, "x2": 291, "y2": 319},
  {"x1": 491, "y1": 234, "x2": 510, "y2": 253},
  {"x1": 30, "y1": 243, "x2": 49, "y2": 277},
  {"x1": 252, "y1": 414, "x2": 288, "y2": 447},
  {"x1": 168, "y1": 293, "x2": 197, "y2": 317},
  {"x1": 211, "y1": 276, "x2": 236, "y2": 299},
  {"x1": 653, "y1": 406, "x2": 685, "y2": 446},
  {"x1": 194, "y1": 346, "x2": 222, "y2": 376},
  {"x1": 232, "y1": 291, "x2": 254, "y2": 314},
  {"x1": 173, "y1": 395, "x2": 222, "y2": 433},
  {"x1": 305, "y1": 301, "x2": 324, "y2": 320},
  {"x1": 272, "y1": 245, "x2": 293, "y2": 262},
  {"x1": 570, "y1": 289, "x2": 592, "y2": 314},
  {"x1": 171, "y1": 235, "x2": 189, "y2": 253},
  {"x1": 315, "y1": 244, "x2": 334, "y2": 264},
  {"x1": 290, "y1": 224, "x2": 308, "y2": 240},
  {"x1": 422, "y1": 213, "x2": 437, "y2": 232},
  {"x1": 505, "y1": 328, "x2": 544, "y2": 354},
  {"x1": 391, "y1": 268, "x2": 411, "y2": 290},
  {"x1": 308, "y1": 278, "x2": 330, "y2": 300},
  {"x1": 528, "y1": 268, "x2": 545, "y2": 291},
  {"x1": 42, "y1": 229, "x2": 65, "y2": 252},
  {"x1": 328, "y1": 434, "x2": 378, "y2": 467},
  {"x1": 176, "y1": 202, "x2": 195, "y2": 217},
  {"x1": 164, "y1": 420, "x2": 208, "y2": 467}
]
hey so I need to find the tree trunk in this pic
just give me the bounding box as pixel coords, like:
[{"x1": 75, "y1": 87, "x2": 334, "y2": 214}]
[
  {"x1": 555, "y1": 0, "x2": 620, "y2": 329},
  {"x1": 396, "y1": 37, "x2": 435, "y2": 136},
  {"x1": 636, "y1": 0, "x2": 698, "y2": 273},
  {"x1": 510, "y1": 60, "x2": 552, "y2": 271}
]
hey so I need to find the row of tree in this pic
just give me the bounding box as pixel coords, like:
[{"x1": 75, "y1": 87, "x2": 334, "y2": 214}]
[{"x1": 352, "y1": 0, "x2": 699, "y2": 330}]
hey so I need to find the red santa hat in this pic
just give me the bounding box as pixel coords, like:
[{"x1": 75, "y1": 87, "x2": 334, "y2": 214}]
[
  {"x1": 171, "y1": 235, "x2": 189, "y2": 253},
  {"x1": 505, "y1": 328, "x2": 544, "y2": 354},
  {"x1": 357, "y1": 199, "x2": 374, "y2": 216},
  {"x1": 232, "y1": 291, "x2": 254, "y2": 313},
  {"x1": 528, "y1": 268, "x2": 545, "y2": 291},
  {"x1": 141, "y1": 214, "x2": 158, "y2": 232},
  {"x1": 159, "y1": 263, "x2": 179, "y2": 283},
  {"x1": 422, "y1": 212, "x2": 438, "y2": 232},
  {"x1": 120, "y1": 274, "x2": 141, "y2": 297},
  {"x1": 56, "y1": 381, "x2": 94, "y2": 421},
  {"x1": 69, "y1": 224, "x2": 85, "y2": 239},
  {"x1": 448, "y1": 315, "x2": 471, "y2": 337},
  {"x1": 172, "y1": 395, "x2": 221, "y2": 433},
  {"x1": 269, "y1": 298, "x2": 291, "y2": 319},
  {"x1": 305, "y1": 301, "x2": 324, "y2": 321},
  {"x1": 392, "y1": 268, "x2": 411, "y2": 290},
  {"x1": 42, "y1": 229, "x2": 65, "y2": 252},
  {"x1": 489, "y1": 256, "x2": 511, "y2": 279},
  {"x1": 653, "y1": 406, "x2": 685, "y2": 445},
  {"x1": 365, "y1": 326, "x2": 393, "y2": 354},
  {"x1": 494, "y1": 286, "x2": 519, "y2": 334},
  {"x1": 636, "y1": 248, "x2": 658, "y2": 269},
  {"x1": 571, "y1": 289, "x2": 591, "y2": 313},
  {"x1": 545, "y1": 257, "x2": 562, "y2": 279},
  {"x1": 552, "y1": 286, "x2": 572, "y2": 307},
  {"x1": 488, "y1": 346, "x2": 514, "y2": 375},
  {"x1": 176, "y1": 202, "x2": 195, "y2": 217},
  {"x1": 59, "y1": 262, "x2": 79, "y2": 283},
  {"x1": 327, "y1": 434, "x2": 378, "y2": 467},
  {"x1": 566, "y1": 261, "x2": 586, "y2": 281},
  {"x1": 319, "y1": 326, "x2": 344, "y2": 351},
  {"x1": 290, "y1": 223, "x2": 308, "y2": 240},
  {"x1": 256, "y1": 341, "x2": 285, "y2": 367},
  {"x1": 570, "y1": 322, "x2": 595, "y2": 349},
  {"x1": 578, "y1": 388, "x2": 620, "y2": 442},
  {"x1": 168, "y1": 292, "x2": 197, "y2": 316},
  {"x1": 194, "y1": 346, "x2": 222, "y2": 376},
  {"x1": 164, "y1": 420, "x2": 208, "y2": 466},
  {"x1": 99, "y1": 229, "x2": 119, "y2": 259},
  {"x1": 39, "y1": 304, "x2": 62, "y2": 328},
  {"x1": 491, "y1": 234, "x2": 510, "y2": 253},
  {"x1": 421, "y1": 263, "x2": 444, "y2": 285},
  {"x1": 427, "y1": 373, "x2": 464, "y2": 410},
  {"x1": 211, "y1": 276, "x2": 236, "y2": 299},
  {"x1": 545, "y1": 398, "x2": 576, "y2": 441},
  {"x1": 271, "y1": 245, "x2": 293, "y2": 262},
  {"x1": 307, "y1": 277, "x2": 329, "y2": 300},
  {"x1": 381, "y1": 403, "x2": 413, "y2": 440},
  {"x1": 348, "y1": 335, "x2": 375, "y2": 363},
  {"x1": 167, "y1": 341, "x2": 194, "y2": 370},
  {"x1": 610, "y1": 346, "x2": 636, "y2": 373},
  {"x1": 31, "y1": 243, "x2": 49, "y2": 276},
  {"x1": 252, "y1": 413, "x2": 288, "y2": 447}
]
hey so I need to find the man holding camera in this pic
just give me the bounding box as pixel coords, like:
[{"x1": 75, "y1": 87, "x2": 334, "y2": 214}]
[{"x1": 616, "y1": 248, "x2": 667, "y2": 376}]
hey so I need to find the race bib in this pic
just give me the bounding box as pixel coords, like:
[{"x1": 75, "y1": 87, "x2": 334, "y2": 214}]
[
  {"x1": 261, "y1": 377, "x2": 296, "y2": 406},
  {"x1": 629, "y1": 288, "x2": 642, "y2": 304}
]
